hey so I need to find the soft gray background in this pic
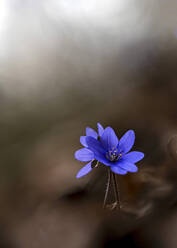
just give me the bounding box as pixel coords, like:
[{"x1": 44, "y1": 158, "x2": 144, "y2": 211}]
[{"x1": 0, "y1": 0, "x2": 177, "y2": 247}]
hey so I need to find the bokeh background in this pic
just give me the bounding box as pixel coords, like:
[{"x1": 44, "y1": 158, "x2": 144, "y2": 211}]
[{"x1": 0, "y1": 0, "x2": 177, "y2": 247}]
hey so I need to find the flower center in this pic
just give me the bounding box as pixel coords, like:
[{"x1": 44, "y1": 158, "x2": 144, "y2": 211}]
[{"x1": 106, "y1": 147, "x2": 122, "y2": 162}]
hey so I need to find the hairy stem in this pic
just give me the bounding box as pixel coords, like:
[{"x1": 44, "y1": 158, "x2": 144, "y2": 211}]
[
  {"x1": 103, "y1": 169, "x2": 111, "y2": 208},
  {"x1": 112, "y1": 172, "x2": 121, "y2": 210}
]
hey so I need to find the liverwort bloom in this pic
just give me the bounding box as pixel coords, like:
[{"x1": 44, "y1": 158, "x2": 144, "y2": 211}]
[
  {"x1": 75, "y1": 125, "x2": 144, "y2": 178},
  {"x1": 80, "y1": 122, "x2": 104, "y2": 148},
  {"x1": 86, "y1": 127, "x2": 144, "y2": 175},
  {"x1": 75, "y1": 123, "x2": 104, "y2": 178}
]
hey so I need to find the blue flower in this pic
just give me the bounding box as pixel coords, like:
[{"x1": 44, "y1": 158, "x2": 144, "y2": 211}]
[
  {"x1": 75, "y1": 123, "x2": 104, "y2": 178},
  {"x1": 79, "y1": 122, "x2": 104, "y2": 147},
  {"x1": 86, "y1": 127, "x2": 144, "y2": 175},
  {"x1": 75, "y1": 125, "x2": 144, "y2": 178}
]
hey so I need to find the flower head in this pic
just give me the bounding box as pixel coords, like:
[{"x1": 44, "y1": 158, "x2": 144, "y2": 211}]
[
  {"x1": 75, "y1": 124, "x2": 144, "y2": 178},
  {"x1": 80, "y1": 122, "x2": 104, "y2": 147},
  {"x1": 75, "y1": 123, "x2": 104, "y2": 178}
]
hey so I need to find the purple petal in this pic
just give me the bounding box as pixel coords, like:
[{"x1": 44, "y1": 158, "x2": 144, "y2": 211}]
[
  {"x1": 97, "y1": 123, "x2": 104, "y2": 137},
  {"x1": 86, "y1": 136, "x2": 105, "y2": 154},
  {"x1": 85, "y1": 136, "x2": 110, "y2": 166},
  {"x1": 86, "y1": 127, "x2": 98, "y2": 139},
  {"x1": 111, "y1": 166, "x2": 127, "y2": 175},
  {"x1": 94, "y1": 152, "x2": 111, "y2": 166},
  {"x1": 80, "y1": 136, "x2": 87, "y2": 147},
  {"x1": 123, "y1": 151, "x2": 144, "y2": 163},
  {"x1": 119, "y1": 130, "x2": 135, "y2": 154},
  {"x1": 76, "y1": 162, "x2": 92, "y2": 178},
  {"x1": 116, "y1": 161, "x2": 138, "y2": 172},
  {"x1": 101, "y1": 127, "x2": 118, "y2": 150},
  {"x1": 75, "y1": 148, "x2": 94, "y2": 162}
]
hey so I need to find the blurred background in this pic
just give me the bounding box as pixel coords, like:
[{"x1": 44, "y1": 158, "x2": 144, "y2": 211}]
[{"x1": 0, "y1": 0, "x2": 177, "y2": 247}]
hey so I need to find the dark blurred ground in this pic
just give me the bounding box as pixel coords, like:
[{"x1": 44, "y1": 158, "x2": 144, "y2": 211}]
[{"x1": 0, "y1": 0, "x2": 177, "y2": 247}]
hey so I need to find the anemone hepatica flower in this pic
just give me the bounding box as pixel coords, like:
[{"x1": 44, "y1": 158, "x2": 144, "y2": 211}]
[
  {"x1": 75, "y1": 123, "x2": 104, "y2": 178},
  {"x1": 86, "y1": 127, "x2": 144, "y2": 175},
  {"x1": 75, "y1": 125, "x2": 144, "y2": 178},
  {"x1": 79, "y1": 122, "x2": 104, "y2": 148}
]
